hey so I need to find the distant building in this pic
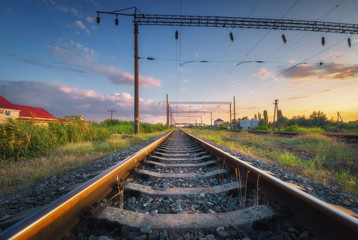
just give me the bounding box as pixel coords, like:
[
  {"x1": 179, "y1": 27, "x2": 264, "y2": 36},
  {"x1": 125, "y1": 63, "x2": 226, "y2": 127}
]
[
  {"x1": 214, "y1": 118, "x2": 224, "y2": 126},
  {"x1": 239, "y1": 119, "x2": 260, "y2": 130},
  {"x1": 0, "y1": 96, "x2": 56, "y2": 124},
  {"x1": 0, "y1": 96, "x2": 21, "y2": 123}
]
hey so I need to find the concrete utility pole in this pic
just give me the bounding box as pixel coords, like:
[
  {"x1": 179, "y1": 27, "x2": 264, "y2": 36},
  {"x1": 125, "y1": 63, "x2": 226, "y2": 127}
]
[
  {"x1": 210, "y1": 112, "x2": 212, "y2": 126},
  {"x1": 233, "y1": 96, "x2": 236, "y2": 130},
  {"x1": 134, "y1": 22, "x2": 139, "y2": 134},
  {"x1": 166, "y1": 94, "x2": 169, "y2": 127},
  {"x1": 272, "y1": 99, "x2": 279, "y2": 131},
  {"x1": 108, "y1": 109, "x2": 116, "y2": 120},
  {"x1": 337, "y1": 111, "x2": 343, "y2": 126},
  {"x1": 229, "y1": 102, "x2": 232, "y2": 128}
]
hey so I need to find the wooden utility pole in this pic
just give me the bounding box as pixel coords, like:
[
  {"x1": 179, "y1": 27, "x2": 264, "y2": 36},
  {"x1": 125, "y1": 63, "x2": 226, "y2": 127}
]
[
  {"x1": 108, "y1": 109, "x2": 116, "y2": 120},
  {"x1": 272, "y1": 99, "x2": 279, "y2": 131}
]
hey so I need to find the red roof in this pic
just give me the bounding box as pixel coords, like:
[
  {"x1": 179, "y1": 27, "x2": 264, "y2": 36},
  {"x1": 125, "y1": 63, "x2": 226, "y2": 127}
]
[
  {"x1": 0, "y1": 96, "x2": 19, "y2": 110},
  {"x1": 14, "y1": 104, "x2": 56, "y2": 120}
]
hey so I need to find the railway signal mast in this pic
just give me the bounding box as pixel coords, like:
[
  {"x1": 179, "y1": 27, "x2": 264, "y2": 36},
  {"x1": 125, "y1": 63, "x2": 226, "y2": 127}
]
[{"x1": 96, "y1": 7, "x2": 358, "y2": 134}]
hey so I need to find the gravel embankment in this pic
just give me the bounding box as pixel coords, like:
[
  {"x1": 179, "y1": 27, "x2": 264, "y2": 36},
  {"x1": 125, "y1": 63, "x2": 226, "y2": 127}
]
[{"x1": 192, "y1": 135, "x2": 358, "y2": 215}]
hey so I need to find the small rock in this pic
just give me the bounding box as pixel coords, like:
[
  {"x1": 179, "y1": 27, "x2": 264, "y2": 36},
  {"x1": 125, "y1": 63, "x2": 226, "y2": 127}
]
[
  {"x1": 174, "y1": 205, "x2": 182, "y2": 213},
  {"x1": 206, "y1": 234, "x2": 216, "y2": 240},
  {"x1": 242, "y1": 237, "x2": 251, "y2": 240},
  {"x1": 98, "y1": 236, "x2": 112, "y2": 240},
  {"x1": 216, "y1": 227, "x2": 224, "y2": 233},
  {"x1": 288, "y1": 227, "x2": 298, "y2": 234},
  {"x1": 88, "y1": 235, "x2": 98, "y2": 240},
  {"x1": 127, "y1": 232, "x2": 140, "y2": 238},
  {"x1": 183, "y1": 232, "x2": 191, "y2": 240},
  {"x1": 140, "y1": 224, "x2": 151, "y2": 234},
  {"x1": 218, "y1": 231, "x2": 230, "y2": 237},
  {"x1": 298, "y1": 231, "x2": 310, "y2": 240},
  {"x1": 200, "y1": 193, "x2": 206, "y2": 198}
]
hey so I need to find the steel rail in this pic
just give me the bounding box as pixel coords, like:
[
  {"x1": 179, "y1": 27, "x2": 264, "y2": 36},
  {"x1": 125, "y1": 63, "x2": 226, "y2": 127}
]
[
  {"x1": 0, "y1": 131, "x2": 174, "y2": 240},
  {"x1": 181, "y1": 129, "x2": 358, "y2": 240}
]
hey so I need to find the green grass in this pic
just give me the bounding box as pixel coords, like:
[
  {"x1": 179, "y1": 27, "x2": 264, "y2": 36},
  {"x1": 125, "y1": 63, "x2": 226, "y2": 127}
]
[
  {"x1": 278, "y1": 152, "x2": 301, "y2": 167},
  {"x1": 184, "y1": 128, "x2": 358, "y2": 195},
  {"x1": 0, "y1": 131, "x2": 166, "y2": 196},
  {"x1": 283, "y1": 125, "x2": 325, "y2": 132}
]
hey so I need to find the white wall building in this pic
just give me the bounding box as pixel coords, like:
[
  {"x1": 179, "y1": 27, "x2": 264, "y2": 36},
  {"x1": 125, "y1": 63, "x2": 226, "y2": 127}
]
[{"x1": 239, "y1": 119, "x2": 260, "y2": 130}]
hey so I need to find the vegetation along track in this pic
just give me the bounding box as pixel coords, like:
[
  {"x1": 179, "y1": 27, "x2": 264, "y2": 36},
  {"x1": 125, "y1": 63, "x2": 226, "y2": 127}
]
[{"x1": 0, "y1": 130, "x2": 357, "y2": 240}]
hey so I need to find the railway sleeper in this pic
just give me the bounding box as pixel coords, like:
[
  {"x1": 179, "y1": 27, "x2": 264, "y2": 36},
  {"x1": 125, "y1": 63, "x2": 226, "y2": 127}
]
[
  {"x1": 144, "y1": 159, "x2": 217, "y2": 168},
  {"x1": 94, "y1": 205, "x2": 275, "y2": 233}
]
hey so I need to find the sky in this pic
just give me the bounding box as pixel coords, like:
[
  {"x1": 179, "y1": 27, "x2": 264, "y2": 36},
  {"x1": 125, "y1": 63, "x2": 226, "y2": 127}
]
[{"x1": 1, "y1": 0, "x2": 358, "y2": 124}]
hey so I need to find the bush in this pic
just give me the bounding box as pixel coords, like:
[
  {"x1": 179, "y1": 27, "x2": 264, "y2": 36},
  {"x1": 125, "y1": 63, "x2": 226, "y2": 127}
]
[
  {"x1": 0, "y1": 119, "x2": 169, "y2": 162},
  {"x1": 250, "y1": 125, "x2": 269, "y2": 131},
  {"x1": 283, "y1": 125, "x2": 324, "y2": 132}
]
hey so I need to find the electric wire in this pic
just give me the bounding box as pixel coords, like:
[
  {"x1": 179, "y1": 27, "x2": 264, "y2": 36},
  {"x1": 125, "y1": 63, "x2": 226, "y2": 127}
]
[
  {"x1": 233, "y1": 1, "x2": 351, "y2": 118},
  {"x1": 203, "y1": 0, "x2": 301, "y2": 100}
]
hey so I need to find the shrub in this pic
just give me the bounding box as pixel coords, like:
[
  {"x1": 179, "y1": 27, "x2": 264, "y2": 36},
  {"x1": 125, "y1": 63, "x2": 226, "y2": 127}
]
[
  {"x1": 0, "y1": 119, "x2": 169, "y2": 162},
  {"x1": 250, "y1": 125, "x2": 269, "y2": 131}
]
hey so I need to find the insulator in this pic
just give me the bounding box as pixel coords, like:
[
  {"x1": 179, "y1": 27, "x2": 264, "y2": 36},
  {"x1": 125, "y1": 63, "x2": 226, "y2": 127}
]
[
  {"x1": 97, "y1": 16, "x2": 100, "y2": 24},
  {"x1": 115, "y1": 18, "x2": 119, "y2": 26},
  {"x1": 321, "y1": 37, "x2": 325, "y2": 46},
  {"x1": 175, "y1": 31, "x2": 178, "y2": 40},
  {"x1": 281, "y1": 34, "x2": 287, "y2": 44},
  {"x1": 348, "y1": 38, "x2": 351, "y2": 48},
  {"x1": 229, "y1": 32, "x2": 234, "y2": 42}
]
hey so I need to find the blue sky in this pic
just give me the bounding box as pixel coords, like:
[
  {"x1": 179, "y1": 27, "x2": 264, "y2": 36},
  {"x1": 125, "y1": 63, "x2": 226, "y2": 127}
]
[{"x1": 1, "y1": 0, "x2": 358, "y2": 124}]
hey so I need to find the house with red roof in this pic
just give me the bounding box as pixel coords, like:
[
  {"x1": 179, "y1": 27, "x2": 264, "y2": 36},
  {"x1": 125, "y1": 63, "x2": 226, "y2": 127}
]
[
  {"x1": 0, "y1": 96, "x2": 21, "y2": 123},
  {"x1": 0, "y1": 96, "x2": 56, "y2": 124}
]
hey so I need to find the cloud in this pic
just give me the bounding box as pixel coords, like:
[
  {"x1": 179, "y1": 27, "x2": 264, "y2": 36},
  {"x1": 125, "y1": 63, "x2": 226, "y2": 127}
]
[
  {"x1": 0, "y1": 80, "x2": 164, "y2": 122},
  {"x1": 254, "y1": 68, "x2": 280, "y2": 82},
  {"x1": 181, "y1": 87, "x2": 190, "y2": 92},
  {"x1": 44, "y1": 41, "x2": 161, "y2": 87},
  {"x1": 86, "y1": 16, "x2": 94, "y2": 23},
  {"x1": 70, "y1": 7, "x2": 80, "y2": 17},
  {"x1": 286, "y1": 96, "x2": 309, "y2": 100},
  {"x1": 74, "y1": 20, "x2": 90, "y2": 34},
  {"x1": 283, "y1": 62, "x2": 358, "y2": 80},
  {"x1": 321, "y1": 88, "x2": 332, "y2": 93}
]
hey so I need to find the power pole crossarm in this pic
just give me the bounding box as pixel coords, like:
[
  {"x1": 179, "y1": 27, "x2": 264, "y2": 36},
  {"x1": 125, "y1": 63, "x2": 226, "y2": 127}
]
[
  {"x1": 170, "y1": 101, "x2": 231, "y2": 105},
  {"x1": 135, "y1": 14, "x2": 358, "y2": 34}
]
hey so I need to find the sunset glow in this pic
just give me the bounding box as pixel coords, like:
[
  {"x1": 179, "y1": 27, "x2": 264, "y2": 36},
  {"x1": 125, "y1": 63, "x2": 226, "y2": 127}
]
[{"x1": 1, "y1": 0, "x2": 357, "y2": 123}]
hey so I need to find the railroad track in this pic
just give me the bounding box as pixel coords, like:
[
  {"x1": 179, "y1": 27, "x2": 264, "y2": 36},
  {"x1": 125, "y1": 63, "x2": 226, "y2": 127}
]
[{"x1": 0, "y1": 130, "x2": 357, "y2": 239}]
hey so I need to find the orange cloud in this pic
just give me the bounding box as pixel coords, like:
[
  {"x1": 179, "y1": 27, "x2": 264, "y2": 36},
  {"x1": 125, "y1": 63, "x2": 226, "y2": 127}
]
[{"x1": 283, "y1": 62, "x2": 358, "y2": 81}]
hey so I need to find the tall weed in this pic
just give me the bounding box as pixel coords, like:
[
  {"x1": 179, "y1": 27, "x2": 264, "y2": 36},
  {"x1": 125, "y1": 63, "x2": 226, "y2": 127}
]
[{"x1": 0, "y1": 119, "x2": 169, "y2": 162}]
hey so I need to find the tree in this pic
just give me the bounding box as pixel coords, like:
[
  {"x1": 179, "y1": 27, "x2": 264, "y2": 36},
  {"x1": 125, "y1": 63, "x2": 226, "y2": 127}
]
[
  {"x1": 309, "y1": 111, "x2": 329, "y2": 127},
  {"x1": 258, "y1": 112, "x2": 262, "y2": 120},
  {"x1": 263, "y1": 110, "x2": 268, "y2": 124},
  {"x1": 277, "y1": 109, "x2": 283, "y2": 118},
  {"x1": 254, "y1": 114, "x2": 257, "y2": 120}
]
